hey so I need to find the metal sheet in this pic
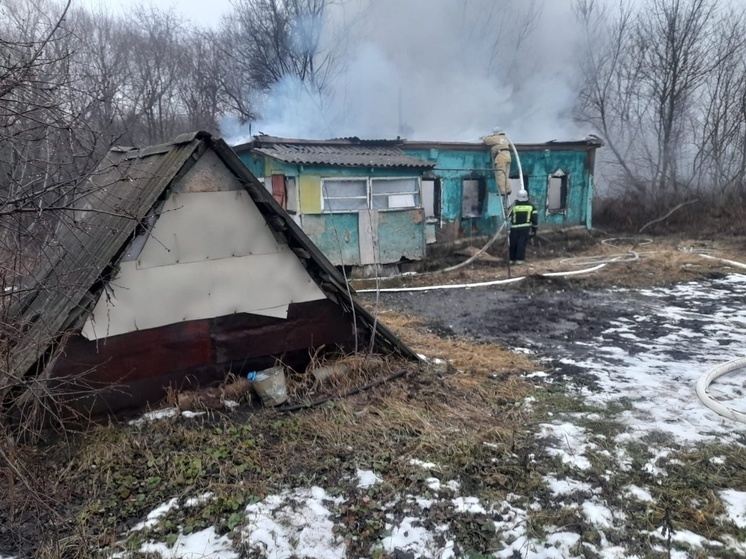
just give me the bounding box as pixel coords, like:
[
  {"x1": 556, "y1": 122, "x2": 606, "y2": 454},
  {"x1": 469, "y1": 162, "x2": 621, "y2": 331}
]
[
  {"x1": 137, "y1": 191, "x2": 281, "y2": 269},
  {"x1": 82, "y1": 246, "x2": 325, "y2": 340}
]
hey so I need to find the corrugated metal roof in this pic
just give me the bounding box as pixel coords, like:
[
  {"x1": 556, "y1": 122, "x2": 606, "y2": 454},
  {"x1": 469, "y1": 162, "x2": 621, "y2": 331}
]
[{"x1": 254, "y1": 143, "x2": 435, "y2": 168}]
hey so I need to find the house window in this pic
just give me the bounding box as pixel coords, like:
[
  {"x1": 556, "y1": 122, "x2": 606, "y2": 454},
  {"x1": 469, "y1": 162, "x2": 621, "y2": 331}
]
[
  {"x1": 422, "y1": 179, "x2": 440, "y2": 218},
  {"x1": 321, "y1": 177, "x2": 421, "y2": 212},
  {"x1": 462, "y1": 178, "x2": 485, "y2": 218},
  {"x1": 271, "y1": 175, "x2": 286, "y2": 207},
  {"x1": 285, "y1": 177, "x2": 298, "y2": 214},
  {"x1": 322, "y1": 179, "x2": 368, "y2": 211},
  {"x1": 507, "y1": 175, "x2": 530, "y2": 207},
  {"x1": 547, "y1": 169, "x2": 568, "y2": 213},
  {"x1": 371, "y1": 178, "x2": 419, "y2": 210}
]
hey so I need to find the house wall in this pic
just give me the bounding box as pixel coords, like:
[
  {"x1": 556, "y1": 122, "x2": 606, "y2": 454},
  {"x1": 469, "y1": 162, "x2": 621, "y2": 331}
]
[
  {"x1": 82, "y1": 153, "x2": 326, "y2": 340},
  {"x1": 402, "y1": 145, "x2": 594, "y2": 242},
  {"x1": 403, "y1": 147, "x2": 499, "y2": 242},
  {"x1": 237, "y1": 153, "x2": 426, "y2": 267},
  {"x1": 517, "y1": 149, "x2": 592, "y2": 228}
]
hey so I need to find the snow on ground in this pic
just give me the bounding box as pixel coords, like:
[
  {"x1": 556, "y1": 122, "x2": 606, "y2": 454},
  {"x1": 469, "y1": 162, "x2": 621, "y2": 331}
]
[
  {"x1": 117, "y1": 275, "x2": 746, "y2": 558},
  {"x1": 569, "y1": 275, "x2": 746, "y2": 444}
]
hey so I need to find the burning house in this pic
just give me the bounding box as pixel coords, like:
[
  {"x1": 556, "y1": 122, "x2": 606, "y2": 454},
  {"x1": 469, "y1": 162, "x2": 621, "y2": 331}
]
[{"x1": 233, "y1": 135, "x2": 603, "y2": 274}]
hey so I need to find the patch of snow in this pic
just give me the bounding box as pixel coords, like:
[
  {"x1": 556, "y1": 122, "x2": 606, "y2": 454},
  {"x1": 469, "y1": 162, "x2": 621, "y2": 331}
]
[
  {"x1": 710, "y1": 455, "x2": 726, "y2": 465},
  {"x1": 451, "y1": 496, "x2": 486, "y2": 514},
  {"x1": 645, "y1": 528, "x2": 724, "y2": 549},
  {"x1": 181, "y1": 411, "x2": 206, "y2": 419},
  {"x1": 184, "y1": 493, "x2": 214, "y2": 507},
  {"x1": 223, "y1": 400, "x2": 240, "y2": 409},
  {"x1": 425, "y1": 477, "x2": 441, "y2": 491},
  {"x1": 642, "y1": 449, "x2": 670, "y2": 477},
  {"x1": 539, "y1": 423, "x2": 594, "y2": 470},
  {"x1": 558, "y1": 276, "x2": 746, "y2": 445},
  {"x1": 379, "y1": 517, "x2": 445, "y2": 558},
  {"x1": 581, "y1": 500, "x2": 617, "y2": 529},
  {"x1": 241, "y1": 487, "x2": 346, "y2": 559},
  {"x1": 625, "y1": 485, "x2": 654, "y2": 502},
  {"x1": 720, "y1": 489, "x2": 746, "y2": 528},
  {"x1": 544, "y1": 476, "x2": 593, "y2": 496},
  {"x1": 356, "y1": 469, "x2": 381, "y2": 489},
  {"x1": 445, "y1": 479, "x2": 461, "y2": 492},
  {"x1": 128, "y1": 407, "x2": 179, "y2": 426},
  {"x1": 139, "y1": 527, "x2": 237, "y2": 558},
  {"x1": 132, "y1": 498, "x2": 178, "y2": 531},
  {"x1": 409, "y1": 458, "x2": 439, "y2": 470}
]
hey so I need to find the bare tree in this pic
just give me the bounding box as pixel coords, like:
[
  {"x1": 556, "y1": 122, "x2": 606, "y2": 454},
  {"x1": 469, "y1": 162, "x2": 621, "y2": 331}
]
[
  {"x1": 223, "y1": 0, "x2": 338, "y2": 94},
  {"x1": 574, "y1": 0, "x2": 746, "y2": 207}
]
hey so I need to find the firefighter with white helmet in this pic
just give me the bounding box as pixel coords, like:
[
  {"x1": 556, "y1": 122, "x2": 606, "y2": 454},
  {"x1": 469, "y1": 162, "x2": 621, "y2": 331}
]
[
  {"x1": 481, "y1": 127, "x2": 512, "y2": 196},
  {"x1": 508, "y1": 189, "x2": 537, "y2": 265}
]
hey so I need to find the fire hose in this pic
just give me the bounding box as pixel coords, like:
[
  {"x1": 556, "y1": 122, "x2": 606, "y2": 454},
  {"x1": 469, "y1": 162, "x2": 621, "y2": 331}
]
[{"x1": 695, "y1": 358, "x2": 746, "y2": 424}]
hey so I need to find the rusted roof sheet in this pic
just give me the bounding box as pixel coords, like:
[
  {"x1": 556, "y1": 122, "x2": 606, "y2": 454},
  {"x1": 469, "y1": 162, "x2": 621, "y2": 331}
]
[{"x1": 254, "y1": 143, "x2": 435, "y2": 168}]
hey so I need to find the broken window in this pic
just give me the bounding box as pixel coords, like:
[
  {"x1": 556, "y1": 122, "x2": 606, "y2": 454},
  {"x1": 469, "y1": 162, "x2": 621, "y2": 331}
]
[
  {"x1": 422, "y1": 179, "x2": 440, "y2": 219},
  {"x1": 507, "y1": 175, "x2": 530, "y2": 207},
  {"x1": 285, "y1": 177, "x2": 298, "y2": 214},
  {"x1": 322, "y1": 179, "x2": 368, "y2": 211},
  {"x1": 462, "y1": 178, "x2": 485, "y2": 218},
  {"x1": 371, "y1": 178, "x2": 420, "y2": 210},
  {"x1": 547, "y1": 169, "x2": 568, "y2": 213}
]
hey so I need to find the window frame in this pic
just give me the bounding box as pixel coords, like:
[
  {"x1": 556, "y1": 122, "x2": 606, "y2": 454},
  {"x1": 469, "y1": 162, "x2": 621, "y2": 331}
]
[
  {"x1": 547, "y1": 169, "x2": 569, "y2": 214},
  {"x1": 461, "y1": 177, "x2": 486, "y2": 218},
  {"x1": 321, "y1": 176, "x2": 422, "y2": 213}
]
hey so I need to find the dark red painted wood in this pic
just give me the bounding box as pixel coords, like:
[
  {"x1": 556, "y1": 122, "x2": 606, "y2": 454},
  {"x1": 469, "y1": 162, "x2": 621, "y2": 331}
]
[{"x1": 48, "y1": 300, "x2": 356, "y2": 416}]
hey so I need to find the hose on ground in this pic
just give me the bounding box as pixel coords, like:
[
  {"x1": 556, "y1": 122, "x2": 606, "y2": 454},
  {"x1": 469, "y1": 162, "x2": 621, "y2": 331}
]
[{"x1": 696, "y1": 358, "x2": 746, "y2": 424}]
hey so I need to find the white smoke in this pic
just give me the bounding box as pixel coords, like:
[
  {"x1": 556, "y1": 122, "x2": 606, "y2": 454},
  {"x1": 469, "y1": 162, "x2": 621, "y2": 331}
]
[{"x1": 223, "y1": 0, "x2": 585, "y2": 144}]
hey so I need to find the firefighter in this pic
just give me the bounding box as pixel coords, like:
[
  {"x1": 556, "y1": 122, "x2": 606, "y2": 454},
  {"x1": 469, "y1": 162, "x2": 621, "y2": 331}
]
[
  {"x1": 508, "y1": 189, "x2": 538, "y2": 265},
  {"x1": 481, "y1": 127, "x2": 512, "y2": 196}
]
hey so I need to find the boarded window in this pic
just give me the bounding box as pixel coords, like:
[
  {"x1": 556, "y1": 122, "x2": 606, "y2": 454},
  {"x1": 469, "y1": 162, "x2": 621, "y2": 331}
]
[
  {"x1": 322, "y1": 179, "x2": 367, "y2": 212},
  {"x1": 271, "y1": 175, "x2": 286, "y2": 207},
  {"x1": 547, "y1": 170, "x2": 568, "y2": 213},
  {"x1": 371, "y1": 178, "x2": 419, "y2": 210},
  {"x1": 285, "y1": 177, "x2": 298, "y2": 213},
  {"x1": 462, "y1": 178, "x2": 485, "y2": 218}
]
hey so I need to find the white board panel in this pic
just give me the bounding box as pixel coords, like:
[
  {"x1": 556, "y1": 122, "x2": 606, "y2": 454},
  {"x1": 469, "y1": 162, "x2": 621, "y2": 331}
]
[
  {"x1": 137, "y1": 191, "x2": 281, "y2": 269},
  {"x1": 81, "y1": 246, "x2": 326, "y2": 340}
]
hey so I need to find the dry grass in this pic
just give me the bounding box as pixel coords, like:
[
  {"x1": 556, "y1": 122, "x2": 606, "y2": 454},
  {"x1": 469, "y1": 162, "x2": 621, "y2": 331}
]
[{"x1": 370, "y1": 309, "x2": 537, "y2": 377}]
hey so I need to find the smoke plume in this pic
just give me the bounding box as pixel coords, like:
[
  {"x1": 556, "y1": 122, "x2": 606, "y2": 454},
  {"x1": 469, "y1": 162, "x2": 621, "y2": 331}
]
[{"x1": 222, "y1": 0, "x2": 585, "y2": 143}]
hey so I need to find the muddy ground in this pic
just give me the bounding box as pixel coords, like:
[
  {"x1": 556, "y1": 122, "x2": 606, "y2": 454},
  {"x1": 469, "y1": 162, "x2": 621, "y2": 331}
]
[{"x1": 357, "y1": 230, "x2": 746, "y2": 389}]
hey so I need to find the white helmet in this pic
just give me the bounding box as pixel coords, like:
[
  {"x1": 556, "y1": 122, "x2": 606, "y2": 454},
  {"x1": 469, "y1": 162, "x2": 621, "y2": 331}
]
[
  {"x1": 492, "y1": 126, "x2": 503, "y2": 134},
  {"x1": 517, "y1": 189, "x2": 529, "y2": 202}
]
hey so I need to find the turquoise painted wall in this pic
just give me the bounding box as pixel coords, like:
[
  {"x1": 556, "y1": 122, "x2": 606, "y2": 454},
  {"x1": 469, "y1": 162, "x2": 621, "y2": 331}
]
[
  {"x1": 241, "y1": 153, "x2": 426, "y2": 266},
  {"x1": 402, "y1": 146, "x2": 593, "y2": 234},
  {"x1": 302, "y1": 213, "x2": 360, "y2": 266},
  {"x1": 377, "y1": 210, "x2": 425, "y2": 263},
  {"x1": 236, "y1": 146, "x2": 594, "y2": 267},
  {"x1": 404, "y1": 147, "x2": 496, "y2": 236},
  {"x1": 238, "y1": 152, "x2": 265, "y2": 178},
  {"x1": 517, "y1": 149, "x2": 591, "y2": 227}
]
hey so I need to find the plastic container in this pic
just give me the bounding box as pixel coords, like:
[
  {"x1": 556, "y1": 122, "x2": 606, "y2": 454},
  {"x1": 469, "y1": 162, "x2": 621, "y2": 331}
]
[{"x1": 249, "y1": 366, "x2": 287, "y2": 407}]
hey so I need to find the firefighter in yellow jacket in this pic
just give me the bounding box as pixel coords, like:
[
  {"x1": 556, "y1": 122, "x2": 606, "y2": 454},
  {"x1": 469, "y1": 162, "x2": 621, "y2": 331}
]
[
  {"x1": 509, "y1": 190, "x2": 538, "y2": 265},
  {"x1": 482, "y1": 127, "x2": 512, "y2": 196}
]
